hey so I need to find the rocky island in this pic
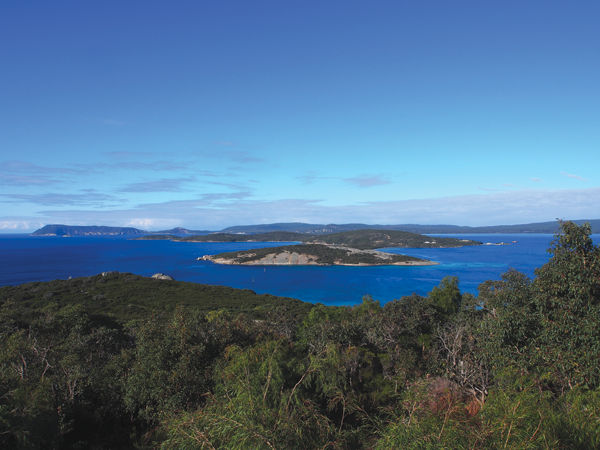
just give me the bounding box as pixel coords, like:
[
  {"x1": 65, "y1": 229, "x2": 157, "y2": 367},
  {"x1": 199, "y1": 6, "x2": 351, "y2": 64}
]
[{"x1": 202, "y1": 244, "x2": 437, "y2": 266}]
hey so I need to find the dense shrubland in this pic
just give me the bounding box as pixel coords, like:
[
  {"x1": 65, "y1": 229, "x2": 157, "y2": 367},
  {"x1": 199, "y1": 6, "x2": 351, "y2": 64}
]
[{"x1": 1, "y1": 221, "x2": 599, "y2": 449}]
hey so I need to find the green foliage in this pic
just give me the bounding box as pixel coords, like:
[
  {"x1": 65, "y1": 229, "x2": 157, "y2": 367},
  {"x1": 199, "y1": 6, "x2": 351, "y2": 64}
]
[
  {"x1": 0, "y1": 272, "x2": 313, "y2": 323},
  {"x1": 530, "y1": 220, "x2": 600, "y2": 388},
  {"x1": 0, "y1": 302, "x2": 130, "y2": 449},
  {"x1": 124, "y1": 308, "x2": 266, "y2": 422},
  {"x1": 376, "y1": 371, "x2": 600, "y2": 449},
  {"x1": 160, "y1": 340, "x2": 343, "y2": 450},
  {"x1": 428, "y1": 276, "x2": 462, "y2": 317},
  {"x1": 480, "y1": 221, "x2": 600, "y2": 390}
]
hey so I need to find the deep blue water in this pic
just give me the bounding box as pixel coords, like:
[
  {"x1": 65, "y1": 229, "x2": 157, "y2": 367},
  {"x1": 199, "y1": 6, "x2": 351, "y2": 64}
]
[{"x1": 1, "y1": 233, "x2": 597, "y2": 306}]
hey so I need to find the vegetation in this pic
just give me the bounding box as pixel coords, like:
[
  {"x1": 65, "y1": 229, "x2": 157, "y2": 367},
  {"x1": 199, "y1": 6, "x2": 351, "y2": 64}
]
[
  {"x1": 137, "y1": 229, "x2": 481, "y2": 250},
  {"x1": 134, "y1": 231, "x2": 307, "y2": 242},
  {"x1": 0, "y1": 272, "x2": 312, "y2": 322},
  {"x1": 304, "y1": 229, "x2": 481, "y2": 249},
  {"x1": 2, "y1": 221, "x2": 599, "y2": 449},
  {"x1": 208, "y1": 243, "x2": 427, "y2": 265}
]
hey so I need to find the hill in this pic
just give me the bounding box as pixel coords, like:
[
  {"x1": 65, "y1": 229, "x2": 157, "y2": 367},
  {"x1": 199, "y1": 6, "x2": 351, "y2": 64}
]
[
  {"x1": 303, "y1": 229, "x2": 481, "y2": 249},
  {"x1": 31, "y1": 224, "x2": 146, "y2": 236},
  {"x1": 221, "y1": 219, "x2": 600, "y2": 234},
  {"x1": 203, "y1": 243, "x2": 433, "y2": 266},
  {"x1": 0, "y1": 272, "x2": 312, "y2": 321},
  {"x1": 29, "y1": 219, "x2": 600, "y2": 237},
  {"x1": 154, "y1": 227, "x2": 213, "y2": 234}
]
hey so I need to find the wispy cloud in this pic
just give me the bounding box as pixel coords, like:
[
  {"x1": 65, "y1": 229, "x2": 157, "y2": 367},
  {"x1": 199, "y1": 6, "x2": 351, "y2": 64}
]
[
  {"x1": 343, "y1": 174, "x2": 392, "y2": 188},
  {"x1": 296, "y1": 171, "x2": 321, "y2": 185},
  {"x1": 502, "y1": 183, "x2": 532, "y2": 190},
  {"x1": 0, "y1": 160, "x2": 83, "y2": 175},
  {"x1": 74, "y1": 160, "x2": 211, "y2": 173},
  {"x1": 118, "y1": 178, "x2": 196, "y2": 193},
  {"x1": 0, "y1": 161, "x2": 89, "y2": 186},
  {"x1": 0, "y1": 192, "x2": 124, "y2": 207},
  {"x1": 478, "y1": 187, "x2": 507, "y2": 192},
  {"x1": 530, "y1": 178, "x2": 543, "y2": 182},
  {"x1": 203, "y1": 143, "x2": 265, "y2": 164},
  {"x1": 205, "y1": 180, "x2": 254, "y2": 190},
  {"x1": 219, "y1": 151, "x2": 265, "y2": 163},
  {"x1": 561, "y1": 172, "x2": 588, "y2": 181},
  {"x1": 0, "y1": 174, "x2": 63, "y2": 186},
  {"x1": 102, "y1": 151, "x2": 174, "y2": 159}
]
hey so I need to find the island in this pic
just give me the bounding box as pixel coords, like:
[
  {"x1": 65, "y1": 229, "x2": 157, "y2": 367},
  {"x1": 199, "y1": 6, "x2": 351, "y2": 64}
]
[
  {"x1": 136, "y1": 229, "x2": 482, "y2": 249},
  {"x1": 302, "y1": 229, "x2": 482, "y2": 249},
  {"x1": 202, "y1": 244, "x2": 437, "y2": 266},
  {"x1": 134, "y1": 231, "x2": 306, "y2": 242}
]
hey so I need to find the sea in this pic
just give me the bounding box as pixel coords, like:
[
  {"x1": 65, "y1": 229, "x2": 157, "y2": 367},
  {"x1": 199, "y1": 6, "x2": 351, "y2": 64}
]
[{"x1": 1, "y1": 233, "x2": 598, "y2": 306}]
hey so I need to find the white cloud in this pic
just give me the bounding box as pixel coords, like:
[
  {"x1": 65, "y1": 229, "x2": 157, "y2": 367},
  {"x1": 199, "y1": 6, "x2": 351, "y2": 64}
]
[
  {"x1": 20, "y1": 186, "x2": 600, "y2": 230},
  {"x1": 561, "y1": 172, "x2": 588, "y2": 181},
  {"x1": 343, "y1": 174, "x2": 392, "y2": 188}
]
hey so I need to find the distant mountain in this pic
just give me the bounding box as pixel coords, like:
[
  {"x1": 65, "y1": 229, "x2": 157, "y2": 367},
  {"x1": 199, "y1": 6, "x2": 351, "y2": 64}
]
[
  {"x1": 221, "y1": 223, "x2": 380, "y2": 235},
  {"x1": 31, "y1": 219, "x2": 600, "y2": 237},
  {"x1": 31, "y1": 225, "x2": 146, "y2": 236},
  {"x1": 221, "y1": 220, "x2": 600, "y2": 235},
  {"x1": 154, "y1": 227, "x2": 212, "y2": 235}
]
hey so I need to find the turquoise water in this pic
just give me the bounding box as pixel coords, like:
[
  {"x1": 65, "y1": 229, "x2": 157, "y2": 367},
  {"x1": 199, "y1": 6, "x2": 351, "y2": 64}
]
[{"x1": 1, "y1": 233, "x2": 597, "y2": 306}]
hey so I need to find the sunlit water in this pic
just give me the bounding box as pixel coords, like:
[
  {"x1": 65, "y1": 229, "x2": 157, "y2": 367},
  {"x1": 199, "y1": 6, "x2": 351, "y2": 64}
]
[{"x1": 1, "y1": 233, "x2": 597, "y2": 306}]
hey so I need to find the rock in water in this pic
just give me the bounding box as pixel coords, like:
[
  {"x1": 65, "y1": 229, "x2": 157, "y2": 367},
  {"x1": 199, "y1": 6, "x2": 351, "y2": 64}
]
[{"x1": 151, "y1": 273, "x2": 174, "y2": 280}]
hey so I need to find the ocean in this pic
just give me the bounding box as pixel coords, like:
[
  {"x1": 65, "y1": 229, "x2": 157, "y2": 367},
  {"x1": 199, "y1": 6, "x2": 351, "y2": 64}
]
[{"x1": 1, "y1": 233, "x2": 597, "y2": 306}]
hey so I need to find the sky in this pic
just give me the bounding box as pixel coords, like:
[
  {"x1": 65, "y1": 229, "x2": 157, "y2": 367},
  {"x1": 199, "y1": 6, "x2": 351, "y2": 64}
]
[{"x1": 1, "y1": 1, "x2": 599, "y2": 232}]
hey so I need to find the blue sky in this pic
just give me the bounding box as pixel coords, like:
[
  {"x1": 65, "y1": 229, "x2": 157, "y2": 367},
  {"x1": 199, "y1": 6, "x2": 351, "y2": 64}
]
[{"x1": 1, "y1": 1, "x2": 599, "y2": 231}]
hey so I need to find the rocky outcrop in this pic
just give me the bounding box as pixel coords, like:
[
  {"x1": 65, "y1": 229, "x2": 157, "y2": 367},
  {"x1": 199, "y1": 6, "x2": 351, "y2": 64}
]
[
  {"x1": 204, "y1": 251, "x2": 320, "y2": 265},
  {"x1": 151, "y1": 273, "x2": 175, "y2": 280}
]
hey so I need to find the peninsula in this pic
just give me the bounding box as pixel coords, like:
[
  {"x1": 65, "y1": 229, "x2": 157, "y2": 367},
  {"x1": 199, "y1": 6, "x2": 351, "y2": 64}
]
[
  {"x1": 202, "y1": 244, "x2": 436, "y2": 266},
  {"x1": 31, "y1": 225, "x2": 146, "y2": 236}
]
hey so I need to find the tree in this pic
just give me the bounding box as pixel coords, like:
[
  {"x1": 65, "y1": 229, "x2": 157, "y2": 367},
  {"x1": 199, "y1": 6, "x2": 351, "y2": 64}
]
[
  {"x1": 428, "y1": 276, "x2": 462, "y2": 318},
  {"x1": 481, "y1": 221, "x2": 600, "y2": 390},
  {"x1": 530, "y1": 220, "x2": 600, "y2": 388}
]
